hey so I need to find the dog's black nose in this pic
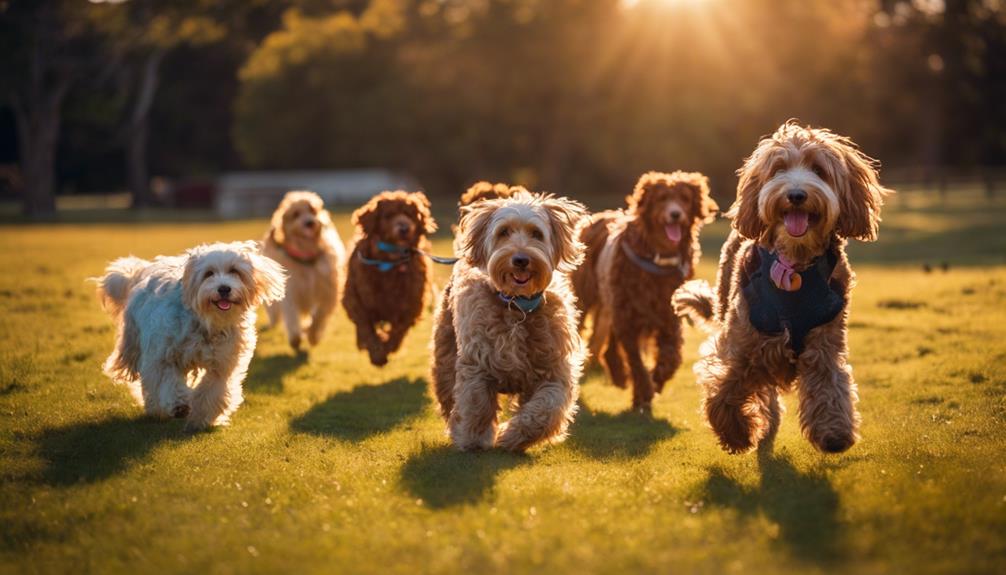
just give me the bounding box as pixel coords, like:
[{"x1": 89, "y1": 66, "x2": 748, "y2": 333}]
[
  {"x1": 217, "y1": 285, "x2": 231, "y2": 296},
  {"x1": 669, "y1": 211, "x2": 683, "y2": 221},
  {"x1": 304, "y1": 219, "x2": 316, "y2": 228},
  {"x1": 787, "y1": 189, "x2": 807, "y2": 205},
  {"x1": 512, "y1": 255, "x2": 530, "y2": 269}
]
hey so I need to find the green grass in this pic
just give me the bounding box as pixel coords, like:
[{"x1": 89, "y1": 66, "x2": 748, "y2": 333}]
[{"x1": 2, "y1": 189, "x2": 1006, "y2": 574}]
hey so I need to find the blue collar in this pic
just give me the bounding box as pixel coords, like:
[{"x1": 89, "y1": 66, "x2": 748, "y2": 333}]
[
  {"x1": 498, "y1": 291, "x2": 544, "y2": 313},
  {"x1": 358, "y1": 241, "x2": 413, "y2": 272},
  {"x1": 377, "y1": 241, "x2": 411, "y2": 254}
]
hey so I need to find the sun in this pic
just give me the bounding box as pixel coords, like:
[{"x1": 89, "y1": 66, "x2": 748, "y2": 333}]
[{"x1": 621, "y1": 0, "x2": 710, "y2": 8}]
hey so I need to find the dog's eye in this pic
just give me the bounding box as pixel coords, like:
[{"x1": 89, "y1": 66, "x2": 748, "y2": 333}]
[
  {"x1": 204, "y1": 270, "x2": 214, "y2": 279},
  {"x1": 770, "y1": 164, "x2": 786, "y2": 178},
  {"x1": 811, "y1": 163, "x2": 827, "y2": 179},
  {"x1": 228, "y1": 267, "x2": 237, "y2": 275},
  {"x1": 531, "y1": 229, "x2": 544, "y2": 241},
  {"x1": 498, "y1": 227, "x2": 510, "y2": 238}
]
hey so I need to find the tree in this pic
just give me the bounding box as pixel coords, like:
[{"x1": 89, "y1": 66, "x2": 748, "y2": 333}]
[
  {"x1": 89, "y1": 0, "x2": 225, "y2": 207},
  {"x1": 0, "y1": 0, "x2": 103, "y2": 216}
]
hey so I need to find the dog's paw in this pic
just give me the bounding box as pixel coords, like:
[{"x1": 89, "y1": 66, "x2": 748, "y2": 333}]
[
  {"x1": 183, "y1": 419, "x2": 210, "y2": 433},
  {"x1": 171, "y1": 404, "x2": 190, "y2": 419},
  {"x1": 815, "y1": 433, "x2": 856, "y2": 454},
  {"x1": 495, "y1": 424, "x2": 530, "y2": 452},
  {"x1": 368, "y1": 350, "x2": 388, "y2": 367},
  {"x1": 288, "y1": 334, "x2": 302, "y2": 351},
  {"x1": 631, "y1": 402, "x2": 654, "y2": 417},
  {"x1": 307, "y1": 327, "x2": 322, "y2": 347},
  {"x1": 450, "y1": 422, "x2": 496, "y2": 451}
]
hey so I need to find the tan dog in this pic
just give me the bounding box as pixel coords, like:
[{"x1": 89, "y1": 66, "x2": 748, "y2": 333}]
[
  {"x1": 572, "y1": 171, "x2": 718, "y2": 410},
  {"x1": 262, "y1": 191, "x2": 345, "y2": 351},
  {"x1": 674, "y1": 121, "x2": 892, "y2": 454},
  {"x1": 431, "y1": 181, "x2": 517, "y2": 418},
  {"x1": 343, "y1": 190, "x2": 437, "y2": 367},
  {"x1": 431, "y1": 189, "x2": 588, "y2": 452}
]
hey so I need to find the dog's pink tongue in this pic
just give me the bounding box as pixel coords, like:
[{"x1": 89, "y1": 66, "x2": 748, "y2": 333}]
[
  {"x1": 665, "y1": 224, "x2": 682, "y2": 243},
  {"x1": 216, "y1": 300, "x2": 232, "y2": 311},
  {"x1": 784, "y1": 212, "x2": 809, "y2": 237}
]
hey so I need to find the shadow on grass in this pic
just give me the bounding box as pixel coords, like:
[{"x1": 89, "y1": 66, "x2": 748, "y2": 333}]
[
  {"x1": 399, "y1": 445, "x2": 528, "y2": 509},
  {"x1": 245, "y1": 351, "x2": 308, "y2": 394},
  {"x1": 289, "y1": 377, "x2": 428, "y2": 441},
  {"x1": 34, "y1": 416, "x2": 188, "y2": 486},
  {"x1": 700, "y1": 450, "x2": 843, "y2": 564},
  {"x1": 566, "y1": 403, "x2": 678, "y2": 460}
]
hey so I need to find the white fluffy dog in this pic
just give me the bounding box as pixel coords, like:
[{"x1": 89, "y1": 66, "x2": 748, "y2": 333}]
[
  {"x1": 97, "y1": 241, "x2": 286, "y2": 430},
  {"x1": 261, "y1": 190, "x2": 345, "y2": 351}
]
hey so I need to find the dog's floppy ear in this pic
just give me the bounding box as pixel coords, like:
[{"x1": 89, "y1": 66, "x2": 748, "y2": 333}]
[
  {"x1": 181, "y1": 247, "x2": 206, "y2": 312},
  {"x1": 412, "y1": 191, "x2": 438, "y2": 235},
  {"x1": 305, "y1": 191, "x2": 333, "y2": 228},
  {"x1": 727, "y1": 139, "x2": 772, "y2": 240},
  {"x1": 626, "y1": 172, "x2": 659, "y2": 218},
  {"x1": 684, "y1": 172, "x2": 719, "y2": 224},
  {"x1": 352, "y1": 194, "x2": 383, "y2": 236},
  {"x1": 832, "y1": 137, "x2": 892, "y2": 242},
  {"x1": 248, "y1": 252, "x2": 287, "y2": 305},
  {"x1": 458, "y1": 197, "x2": 499, "y2": 268},
  {"x1": 270, "y1": 192, "x2": 298, "y2": 245},
  {"x1": 541, "y1": 194, "x2": 588, "y2": 273}
]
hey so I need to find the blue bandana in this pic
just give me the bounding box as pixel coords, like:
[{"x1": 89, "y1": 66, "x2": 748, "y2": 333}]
[{"x1": 498, "y1": 291, "x2": 544, "y2": 314}]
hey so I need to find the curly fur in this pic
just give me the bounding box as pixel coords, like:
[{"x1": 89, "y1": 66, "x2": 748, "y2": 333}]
[
  {"x1": 431, "y1": 189, "x2": 588, "y2": 452},
  {"x1": 262, "y1": 190, "x2": 346, "y2": 350},
  {"x1": 342, "y1": 190, "x2": 437, "y2": 367},
  {"x1": 674, "y1": 121, "x2": 892, "y2": 454},
  {"x1": 433, "y1": 182, "x2": 520, "y2": 418},
  {"x1": 96, "y1": 241, "x2": 286, "y2": 430},
  {"x1": 571, "y1": 171, "x2": 717, "y2": 410}
]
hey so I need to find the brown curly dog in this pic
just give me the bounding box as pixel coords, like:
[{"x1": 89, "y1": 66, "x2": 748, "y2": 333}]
[
  {"x1": 342, "y1": 190, "x2": 437, "y2": 367},
  {"x1": 431, "y1": 189, "x2": 588, "y2": 452},
  {"x1": 571, "y1": 171, "x2": 718, "y2": 410},
  {"x1": 431, "y1": 182, "x2": 517, "y2": 419},
  {"x1": 262, "y1": 190, "x2": 345, "y2": 351},
  {"x1": 674, "y1": 121, "x2": 892, "y2": 454}
]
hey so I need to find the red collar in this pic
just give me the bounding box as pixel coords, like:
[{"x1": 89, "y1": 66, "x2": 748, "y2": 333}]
[{"x1": 277, "y1": 240, "x2": 321, "y2": 265}]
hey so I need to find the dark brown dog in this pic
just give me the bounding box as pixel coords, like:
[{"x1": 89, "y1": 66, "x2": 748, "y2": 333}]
[
  {"x1": 343, "y1": 190, "x2": 437, "y2": 367},
  {"x1": 572, "y1": 171, "x2": 718, "y2": 410},
  {"x1": 674, "y1": 122, "x2": 892, "y2": 454}
]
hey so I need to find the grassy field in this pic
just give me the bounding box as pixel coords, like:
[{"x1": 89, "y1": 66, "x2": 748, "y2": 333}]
[{"x1": 1, "y1": 189, "x2": 1005, "y2": 574}]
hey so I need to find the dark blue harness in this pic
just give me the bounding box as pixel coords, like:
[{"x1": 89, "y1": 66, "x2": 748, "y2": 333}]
[{"x1": 741, "y1": 245, "x2": 845, "y2": 355}]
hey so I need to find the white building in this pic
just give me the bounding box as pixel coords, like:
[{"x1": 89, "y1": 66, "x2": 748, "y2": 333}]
[{"x1": 214, "y1": 169, "x2": 420, "y2": 218}]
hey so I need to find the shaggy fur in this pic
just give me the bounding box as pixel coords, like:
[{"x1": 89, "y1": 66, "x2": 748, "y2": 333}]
[
  {"x1": 342, "y1": 190, "x2": 437, "y2": 367},
  {"x1": 674, "y1": 121, "x2": 892, "y2": 454},
  {"x1": 571, "y1": 171, "x2": 718, "y2": 410},
  {"x1": 262, "y1": 190, "x2": 345, "y2": 351},
  {"x1": 431, "y1": 189, "x2": 588, "y2": 452},
  {"x1": 97, "y1": 241, "x2": 286, "y2": 430},
  {"x1": 431, "y1": 182, "x2": 519, "y2": 418}
]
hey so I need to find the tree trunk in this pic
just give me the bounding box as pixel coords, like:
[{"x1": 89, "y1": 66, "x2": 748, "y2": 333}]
[
  {"x1": 12, "y1": 89, "x2": 70, "y2": 218},
  {"x1": 127, "y1": 117, "x2": 152, "y2": 208},
  {"x1": 12, "y1": 99, "x2": 58, "y2": 216},
  {"x1": 126, "y1": 49, "x2": 165, "y2": 209}
]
